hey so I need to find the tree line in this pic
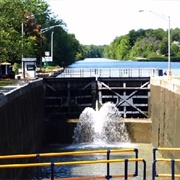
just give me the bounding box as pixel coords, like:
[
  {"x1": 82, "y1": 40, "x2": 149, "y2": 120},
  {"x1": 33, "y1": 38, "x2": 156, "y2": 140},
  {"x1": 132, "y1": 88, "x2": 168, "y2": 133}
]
[{"x1": 103, "y1": 28, "x2": 180, "y2": 61}]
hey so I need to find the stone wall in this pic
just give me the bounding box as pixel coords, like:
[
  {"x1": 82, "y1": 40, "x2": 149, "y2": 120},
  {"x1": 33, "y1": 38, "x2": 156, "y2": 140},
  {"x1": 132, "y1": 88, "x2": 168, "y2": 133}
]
[
  {"x1": 150, "y1": 77, "x2": 180, "y2": 161},
  {"x1": 0, "y1": 79, "x2": 44, "y2": 179}
]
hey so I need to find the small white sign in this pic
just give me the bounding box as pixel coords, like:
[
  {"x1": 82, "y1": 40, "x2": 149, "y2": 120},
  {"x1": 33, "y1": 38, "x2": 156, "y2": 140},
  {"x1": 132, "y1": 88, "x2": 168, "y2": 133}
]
[
  {"x1": 45, "y1": 51, "x2": 50, "y2": 56},
  {"x1": 42, "y1": 57, "x2": 52, "y2": 62},
  {"x1": 22, "y1": 58, "x2": 37, "y2": 61}
]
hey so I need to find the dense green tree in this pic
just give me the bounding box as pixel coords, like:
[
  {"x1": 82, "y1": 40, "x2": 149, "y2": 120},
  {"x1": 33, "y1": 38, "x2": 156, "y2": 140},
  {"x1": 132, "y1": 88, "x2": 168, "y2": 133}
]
[
  {"x1": 128, "y1": 29, "x2": 140, "y2": 47},
  {"x1": 0, "y1": 0, "x2": 85, "y2": 68},
  {"x1": 104, "y1": 28, "x2": 180, "y2": 61},
  {"x1": 171, "y1": 28, "x2": 180, "y2": 42},
  {"x1": 80, "y1": 45, "x2": 107, "y2": 59},
  {"x1": 158, "y1": 37, "x2": 168, "y2": 55},
  {"x1": 0, "y1": 0, "x2": 50, "y2": 64},
  {"x1": 171, "y1": 43, "x2": 180, "y2": 56},
  {"x1": 115, "y1": 35, "x2": 131, "y2": 60}
]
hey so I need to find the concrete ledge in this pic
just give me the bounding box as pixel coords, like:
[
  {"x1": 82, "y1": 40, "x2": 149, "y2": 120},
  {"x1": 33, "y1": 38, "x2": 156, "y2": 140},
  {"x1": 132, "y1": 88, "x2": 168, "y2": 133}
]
[
  {"x1": 151, "y1": 76, "x2": 180, "y2": 94},
  {"x1": 67, "y1": 118, "x2": 152, "y2": 144},
  {"x1": 124, "y1": 118, "x2": 152, "y2": 143},
  {"x1": 0, "y1": 78, "x2": 43, "y2": 108}
]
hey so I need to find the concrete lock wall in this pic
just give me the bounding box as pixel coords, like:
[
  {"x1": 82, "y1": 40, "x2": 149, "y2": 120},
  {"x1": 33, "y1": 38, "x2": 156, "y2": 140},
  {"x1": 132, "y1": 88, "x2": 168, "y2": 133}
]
[
  {"x1": 150, "y1": 77, "x2": 180, "y2": 161},
  {"x1": 1, "y1": 76, "x2": 180, "y2": 178},
  {"x1": 0, "y1": 79, "x2": 44, "y2": 179}
]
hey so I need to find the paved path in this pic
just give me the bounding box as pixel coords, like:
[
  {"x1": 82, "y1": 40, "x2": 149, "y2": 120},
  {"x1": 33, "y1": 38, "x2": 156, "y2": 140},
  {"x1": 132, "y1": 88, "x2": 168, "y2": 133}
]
[{"x1": 0, "y1": 80, "x2": 28, "y2": 94}]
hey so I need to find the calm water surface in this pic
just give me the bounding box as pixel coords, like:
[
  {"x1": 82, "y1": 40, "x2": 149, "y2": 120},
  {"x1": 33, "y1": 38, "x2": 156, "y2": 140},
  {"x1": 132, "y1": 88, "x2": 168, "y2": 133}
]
[
  {"x1": 29, "y1": 143, "x2": 171, "y2": 180},
  {"x1": 68, "y1": 58, "x2": 180, "y2": 75}
]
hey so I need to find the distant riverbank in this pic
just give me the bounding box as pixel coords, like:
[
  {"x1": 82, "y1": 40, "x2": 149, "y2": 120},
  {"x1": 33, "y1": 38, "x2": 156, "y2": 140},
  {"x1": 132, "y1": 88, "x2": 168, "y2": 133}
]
[{"x1": 136, "y1": 57, "x2": 180, "y2": 62}]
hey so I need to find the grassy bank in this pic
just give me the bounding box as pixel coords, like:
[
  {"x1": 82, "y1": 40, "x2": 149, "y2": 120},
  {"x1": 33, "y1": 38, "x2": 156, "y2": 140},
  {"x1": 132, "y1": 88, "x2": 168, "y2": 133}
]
[{"x1": 0, "y1": 79, "x2": 18, "y2": 89}]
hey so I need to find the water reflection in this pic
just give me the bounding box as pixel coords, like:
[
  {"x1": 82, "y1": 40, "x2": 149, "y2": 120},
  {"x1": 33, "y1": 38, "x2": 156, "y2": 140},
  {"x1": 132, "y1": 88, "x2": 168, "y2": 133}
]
[{"x1": 28, "y1": 143, "x2": 170, "y2": 180}]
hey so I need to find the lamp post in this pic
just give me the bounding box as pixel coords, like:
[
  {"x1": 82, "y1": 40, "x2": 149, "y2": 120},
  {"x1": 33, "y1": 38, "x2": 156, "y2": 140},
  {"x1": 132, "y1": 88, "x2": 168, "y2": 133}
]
[
  {"x1": 21, "y1": 22, "x2": 24, "y2": 78},
  {"x1": 21, "y1": 13, "x2": 35, "y2": 79},
  {"x1": 40, "y1": 24, "x2": 64, "y2": 69},
  {"x1": 51, "y1": 31, "x2": 54, "y2": 62},
  {"x1": 139, "y1": 10, "x2": 172, "y2": 76}
]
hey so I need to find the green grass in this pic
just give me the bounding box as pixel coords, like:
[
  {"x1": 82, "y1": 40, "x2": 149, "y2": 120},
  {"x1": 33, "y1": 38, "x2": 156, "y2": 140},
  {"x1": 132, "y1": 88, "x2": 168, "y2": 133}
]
[
  {"x1": 36, "y1": 65, "x2": 61, "y2": 73},
  {"x1": 0, "y1": 79, "x2": 18, "y2": 89}
]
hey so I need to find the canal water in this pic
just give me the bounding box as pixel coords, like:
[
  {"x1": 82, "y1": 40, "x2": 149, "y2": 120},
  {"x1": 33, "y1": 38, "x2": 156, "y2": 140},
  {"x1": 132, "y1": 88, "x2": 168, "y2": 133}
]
[
  {"x1": 28, "y1": 143, "x2": 171, "y2": 180},
  {"x1": 66, "y1": 58, "x2": 180, "y2": 76},
  {"x1": 31, "y1": 58, "x2": 175, "y2": 179},
  {"x1": 28, "y1": 101, "x2": 172, "y2": 179}
]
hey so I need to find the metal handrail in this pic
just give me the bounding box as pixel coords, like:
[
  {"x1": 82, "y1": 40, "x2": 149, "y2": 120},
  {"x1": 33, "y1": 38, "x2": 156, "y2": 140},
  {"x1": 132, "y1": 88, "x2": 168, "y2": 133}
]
[
  {"x1": 0, "y1": 148, "x2": 137, "y2": 159},
  {"x1": 152, "y1": 147, "x2": 180, "y2": 179},
  {"x1": 0, "y1": 158, "x2": 146, "y2": 180},
  {"x1": 58, "y1": 68, "x2": 162, "y2": 78},
  {"x1": 0, "y1": 148, "x2": 140, "y2": 179}
]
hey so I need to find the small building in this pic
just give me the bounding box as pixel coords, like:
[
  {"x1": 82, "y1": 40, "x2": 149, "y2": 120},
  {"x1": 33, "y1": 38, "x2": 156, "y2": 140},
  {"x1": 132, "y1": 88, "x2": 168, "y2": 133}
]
[
  {"x1": 0, "y1": 62, "x2": 15, "y2": 79},
  {"x1": 22, "y1": 58, "x2": 37, "y2": 79}
]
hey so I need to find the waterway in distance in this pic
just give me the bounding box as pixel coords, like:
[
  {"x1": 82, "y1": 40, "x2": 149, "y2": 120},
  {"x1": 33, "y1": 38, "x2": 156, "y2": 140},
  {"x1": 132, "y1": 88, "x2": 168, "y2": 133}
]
[{"x1": 66, "y1": 58, "x2": 180, "y2": 76}]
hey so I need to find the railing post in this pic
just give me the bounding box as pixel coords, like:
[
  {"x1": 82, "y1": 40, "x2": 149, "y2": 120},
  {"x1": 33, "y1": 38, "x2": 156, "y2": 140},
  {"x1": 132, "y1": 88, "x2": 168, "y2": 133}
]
[
  {"x1": 106, "y1": 149, "x2": 111, "y2": 180},
  {"x1": 171, "y1": 159, "x2": 175, "y2": 180},
  {"x1": 143, "y1": 159, "x2": 146, "y2": 180},
  {"x1": 124, "y1": 159, "x2": 128, "y2": 180},
  {"x1": 134, "y1": 148, "x2": 138, "y2": 176},
  {"x1": 152, "y1": 160, "x2": 157, "y2": 180},
  {"x1": 51, "y1": 162, "x2": 55, "y2": 180},
  {"x1": 36, "y1": 153, "x2": 40, "y2": 180},
  {"x1": 153, "y1": 148, "x2": 157, "y2": 176}
]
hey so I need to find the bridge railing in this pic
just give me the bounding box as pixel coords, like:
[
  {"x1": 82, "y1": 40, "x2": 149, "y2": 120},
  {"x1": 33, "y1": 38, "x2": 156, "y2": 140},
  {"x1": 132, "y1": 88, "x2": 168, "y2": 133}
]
[{"x1": 58, "y1": 68, "x2": 163, "y2": 78}]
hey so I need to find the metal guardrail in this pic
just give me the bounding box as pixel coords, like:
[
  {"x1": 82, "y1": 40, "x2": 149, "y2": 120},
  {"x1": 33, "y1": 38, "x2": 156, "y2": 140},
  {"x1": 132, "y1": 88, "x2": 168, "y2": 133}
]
[
  {"x1": 58, "y1": 68, "x2": 163, "y2": 78},
  {"x1": 1, "y1": 146, "x2": 180, "y2": 179},
  {"x1": 0, "y1": 158, "x2": 146, "y2": 180},
  {"x1": 152, "y1": 147, "x2": 180, "y2": 179},
  {"x1": 0, "y1": 148, "x2": 147, "y2": 180}
]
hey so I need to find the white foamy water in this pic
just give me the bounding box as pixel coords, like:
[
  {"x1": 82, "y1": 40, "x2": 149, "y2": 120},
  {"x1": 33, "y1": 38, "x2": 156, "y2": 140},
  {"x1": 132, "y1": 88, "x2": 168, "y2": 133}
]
[{"x1": 73, "y1": 102, "x2": 130, "y2": 144}]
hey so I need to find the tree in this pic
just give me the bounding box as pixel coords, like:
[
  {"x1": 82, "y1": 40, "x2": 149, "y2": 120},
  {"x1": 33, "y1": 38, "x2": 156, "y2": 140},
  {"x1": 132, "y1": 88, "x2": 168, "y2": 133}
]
[
  {"x1": 158, "y1": 37, "x2": 168, "y2": 56},
  {"x1": 171, "y1": 28, "x2": 180, "y2": 42},
  {"x1": 104, "y1": 28, "x2": 180, "y2": 61},
  {"x1": 116, "y1": 35, "x2": 131, "y2": 60},
  {"x1": 0, "y1": 0, "x2": 50, "y2": 64}
]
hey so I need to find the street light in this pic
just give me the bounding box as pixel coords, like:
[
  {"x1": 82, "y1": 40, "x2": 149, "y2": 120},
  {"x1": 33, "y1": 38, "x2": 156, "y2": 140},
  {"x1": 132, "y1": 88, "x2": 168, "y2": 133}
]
[
  {"x1": 21, "y1": 13, "x2": 35, "y2": 79},
  {"x1": 51, "y1": 31, "x2": 54, "y2": 62},
  {"x1": 21, "y1": 22, "x2": 24, "y2": 78},
  {"x1": 40, "y1": 24, "x2": 64, "y2": 69},
  {"x1": 40, "y1": 24, "x2": 62, "y2": 33},
  {"x1": 139, "y1": 10, "x2": 172, "y2": 76}
]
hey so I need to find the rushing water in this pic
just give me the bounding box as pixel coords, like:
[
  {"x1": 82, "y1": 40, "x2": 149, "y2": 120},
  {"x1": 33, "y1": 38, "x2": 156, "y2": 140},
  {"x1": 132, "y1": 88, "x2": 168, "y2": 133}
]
[{"x1": 73, "y1": 102, "x2": 130, "y2": 144}]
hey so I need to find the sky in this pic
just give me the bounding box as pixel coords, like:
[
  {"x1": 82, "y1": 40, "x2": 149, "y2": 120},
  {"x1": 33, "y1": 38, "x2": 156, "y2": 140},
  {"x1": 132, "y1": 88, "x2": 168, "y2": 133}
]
[{"x1": 47, "y1": 0, "x2": 180, "y2": 45}]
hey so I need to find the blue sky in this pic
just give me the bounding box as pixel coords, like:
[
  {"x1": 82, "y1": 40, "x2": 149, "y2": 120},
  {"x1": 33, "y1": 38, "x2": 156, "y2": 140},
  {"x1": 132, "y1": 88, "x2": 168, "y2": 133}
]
[{"x1": 47, "y1": 0, "x2": 180, "y2": 45}]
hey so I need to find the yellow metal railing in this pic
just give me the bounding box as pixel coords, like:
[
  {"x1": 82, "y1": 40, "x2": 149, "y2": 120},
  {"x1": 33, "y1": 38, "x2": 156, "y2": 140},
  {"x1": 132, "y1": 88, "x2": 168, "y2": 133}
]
[
  {"x1": 0, "y1": 148, "x2": 137, "y2": 159},
  {"x1": 0, "y1": 158, "x2": 146, "y2": 180},
  {"x1": 153, "y1": 147, "x2": 180, "y2": 179},
  {"x1": 0, "y1": 148, "x2": 146, "y2": 180}
]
